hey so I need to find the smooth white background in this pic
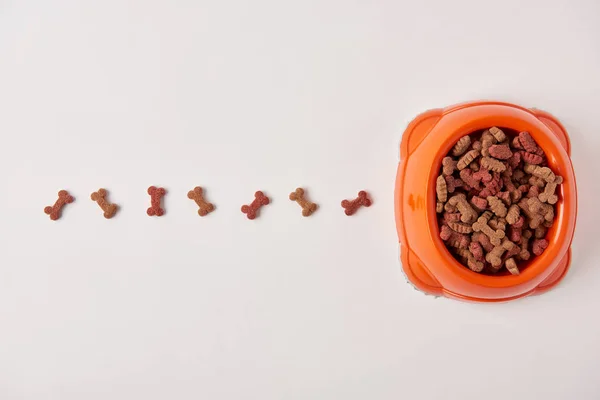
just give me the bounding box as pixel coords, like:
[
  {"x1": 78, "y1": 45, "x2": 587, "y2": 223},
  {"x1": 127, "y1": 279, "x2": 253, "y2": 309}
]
[{"x1": 1, "y1": 1, "x2": 599, "y2": 399}]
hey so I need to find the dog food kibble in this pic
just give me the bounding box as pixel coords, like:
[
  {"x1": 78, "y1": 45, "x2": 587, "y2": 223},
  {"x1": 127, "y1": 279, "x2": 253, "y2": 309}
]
[
  {"x1": 341, "y1": 191, "x2": 372, "y2": 216},
  {"x1": 437, "y1": 127, "x2": 562, "y2": 275}
]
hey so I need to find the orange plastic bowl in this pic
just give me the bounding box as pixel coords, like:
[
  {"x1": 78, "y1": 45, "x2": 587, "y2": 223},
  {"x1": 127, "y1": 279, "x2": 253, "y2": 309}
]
[{"x1": 395, "y1": 101, "x2": 577, "y2": 302}]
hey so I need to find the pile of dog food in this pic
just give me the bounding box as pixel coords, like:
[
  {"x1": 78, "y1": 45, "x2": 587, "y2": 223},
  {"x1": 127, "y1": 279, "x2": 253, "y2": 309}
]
[{"x1": 436, "y1": 128, "x2": 562, "y2": 275}]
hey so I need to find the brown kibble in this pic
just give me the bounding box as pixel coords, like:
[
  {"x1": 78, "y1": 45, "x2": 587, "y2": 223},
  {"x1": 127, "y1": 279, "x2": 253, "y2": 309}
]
[
  {"x1": 442, "y1": 157, "x2": 458, "y2": 176},
  {"x1": 452, "y1": 135, "x2": 471, "y2": 157},
  {"x1": 506, "y1": 204, "x2": 521, "y2": 225},
  {"x1": 487, "y1": 196, "x2": 508, "y2": 218},
  {"x1": 289, "y1": 188, "x2": 318, "y2": 217},
  {"x1": 448, "y1": 193, "x2": 478, "y2": 224},
  {"x1": 44, "y1": 190, "x2": 75, "y2": 221},
  {"x1": 472, "y1": 140, "x2": 483, "y2": 152},
  {"x1": 90, "y1": 188, "x2": 118, "y2": 219},
  {"x1": 341, "y1": 190, "x2": 372, "y2": 216},
  {"x1": 444, "y1": 201, "x2": 457, "y2": 213},
  {"x1": 529, "y1": 176, "x2": 546, "y2": 188},
  {"x1": 448, "y1": 221, "x2": 474, "y2": 234},
  {"x1": 524, "y1": 164, "x2": 555, "y2": 183},
  {"x1": 454, "y1": 248, "x2": 484, "y2": 272},
  {"x1": 489, "y1": 126, "x2": 506, "y2": 142},
  {"x1": 147, "y1": 186, "x2": 166, "y2": 217},
  {"x1": 480, "y1": 156, "x2": 506, "y2": 172},
  {"x1": 505, "y1": 258, "x2": 519, "y2": 275},
  {"x1": 535, "y1": 225, "x2": 547, "y2": 239},
  {"x1": 472, "y1": 214, "x2": 505, "y2": 247},
  {"x1": 436, "y1": 202, "x2": 444, "y2": 214},
  {"x1": 436, "y1": 175, "x2": 448, "y2": 203},
  {"x1": 532, "y1": 238, "x2": 549, "y2": 256},
  {"x1": 528, "y1": 197, "x2": 554, "y2": 222},
  {"x1": 539, "y1": 176, "x2": 562, "y2": 204},
  {"x1": 518, "y1": 198, "x2": 545, "y2": 229},
  {"x1": 457, "y1": 149, "x2": 480, "y2": 170},
  {"x1": 488, "y1": 217, "x2": 507, "y2": 232},
  {"x1": 513, "y1": 169, "x2": 526, "y2": 184},
  {"x1": 486, "y1": 238, "x2": 515, "y2": 268},
  {"x1": 481, "y1": 130, "x2": 495, "y2": 157},
  {"x1": 488, "y1": 144, "x2": 513, "y2": 160},
  {"x1": 518, "y1": 230, "x2": 532, "y2": 261},
  {"x1": 187, "y1": 187, "x2": 215, "y2": 217}
]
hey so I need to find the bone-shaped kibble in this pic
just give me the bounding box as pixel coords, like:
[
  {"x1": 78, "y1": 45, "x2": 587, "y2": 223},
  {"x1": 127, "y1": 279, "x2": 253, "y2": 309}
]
[
  {"x1": 241, "y1": 191, "x2": 270, "y2": 220},
  {"x1": 481, "y1": 130, "x2": 495, "y2": 157},
  {"x1": 44, "y1": 190, "x2": 75, "y2": 221},
  {"x1": 485, "y1": 238, "x2": 515, "y2": 268},
  {"x1": 524, "y1": 164, "x2": 555, "y2": 183},
  {"x1": 187, "y1": 186, "x2": 215, "y2": 216},
  {"x1": 452, "y1": 136, "x2": 471, "y2": 156},
  {"x1": 518, "y1": 198, "x2": 544, "y2": 229},
  {"x1": 447, "y1": 193, "x2": 478, "y2": 224},
  {"x1": 447, "y1": 221, "x2": 473, "y2": 234},
  {"x1": 527, "y1": 197, "x2": 554, "y2": 222},
  {"x1": 289, "y1": 188, "x2": 318, "y2": 217},
  {"x1": 488, "y1": 126, "x2": 506, "y2": 142},
  {"x1": 506, "y1": 204, "x2": 521, "y2": 225},
  {"x1": 457, "y1": 149, "x2": 480, "y2": 170},
  {"x1": 436, "y1": 202, "x2": 444, "y2": 213},
  {"x1": 454, "y1": 248, "x2": 484, "y2": 272},
  {"x1": 90, "y1": 188, "x2": 118, "y2": 219},
  {"x1": 440, "y1": 225, "x2": 470, "y2": 249},
  {"x1": 341, "y1": 190, "x2": 372, "y2": 216},
  {"x1": 442, "y1": 157, "x2": 458, "y2": 176},
  {"x1": 472, "y1": 214, "x2": 505, "y2": 247},
  {"x1": 518, "y1": 230, "x2": 532, "y2": 261},
  {"x1": 488, "y1": 217, "x2": 506, "y2": 232},
  {"x1": 528, "y1": 176, "x2": 546, "y2": 188},
  {"x1": 147, "y1": 186, "x2": 166, "y2": 216},
  {"x1": 535, "y1": 225, "x2": 548, "y2": 239},
  {"x1": 487, "y1": 196, "x2": 508, "y2": 218},
  {"x1": 480, "y1": 156, "x2": 506, "y2": 172},
  {"x1": 505, "y1": 257, "x2": 519, "y2": 275},
  {"x1": 436, "y1": 175, "x2": 448, "y2": 203},
  {"x1": 539, "y1": 176, "x2": 562, "y2": 204}
]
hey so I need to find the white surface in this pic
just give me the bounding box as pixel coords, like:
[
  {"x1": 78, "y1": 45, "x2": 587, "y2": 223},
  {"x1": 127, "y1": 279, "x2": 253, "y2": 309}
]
[{"x1": 1, "y1": 1, "x2": 600, "y2": 399}]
